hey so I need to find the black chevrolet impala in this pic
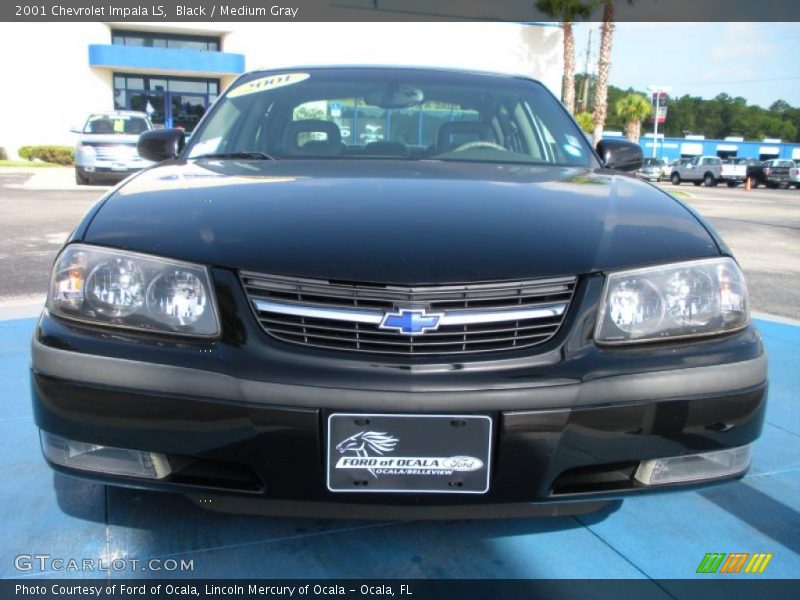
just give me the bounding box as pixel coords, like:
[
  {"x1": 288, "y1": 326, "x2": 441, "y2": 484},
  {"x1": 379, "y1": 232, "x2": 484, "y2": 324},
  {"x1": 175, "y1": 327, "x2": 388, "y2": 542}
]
[{"x1": 31, "y1": 67, "x2": 766, "y2": 518}]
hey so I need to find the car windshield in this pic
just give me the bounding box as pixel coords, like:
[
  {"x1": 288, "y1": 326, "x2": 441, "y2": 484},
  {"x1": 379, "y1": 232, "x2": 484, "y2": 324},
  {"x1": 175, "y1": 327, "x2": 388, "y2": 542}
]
[
  {"x1": 642, "y1": 158, "x2": 660, "y2": 166},
  {"x1": 84, "y1": 115, "x2": 151, "y2": 135},
  {"x1": 185, "y1": 68, "x2": 593, "y2": 166}
]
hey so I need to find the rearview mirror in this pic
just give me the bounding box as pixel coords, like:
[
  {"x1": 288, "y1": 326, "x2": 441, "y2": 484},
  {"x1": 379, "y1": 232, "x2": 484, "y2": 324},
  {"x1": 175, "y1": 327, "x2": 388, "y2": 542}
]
[
  {"x1": 596, "y1": 139, "x2": 643, "y2": 172},
  {"x1": 137, "y1": 128, "x2": 185, "y2": 162},
  {"x1": 364, "y1": 85, "x2": 424, "y2": 109}
]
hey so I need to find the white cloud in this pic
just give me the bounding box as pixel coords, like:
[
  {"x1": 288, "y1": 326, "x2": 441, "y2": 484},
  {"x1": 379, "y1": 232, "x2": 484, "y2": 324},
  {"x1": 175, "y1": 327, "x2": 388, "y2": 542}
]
[{"x1": 709, "y1": 23, "x2": 776, "y2": 61}]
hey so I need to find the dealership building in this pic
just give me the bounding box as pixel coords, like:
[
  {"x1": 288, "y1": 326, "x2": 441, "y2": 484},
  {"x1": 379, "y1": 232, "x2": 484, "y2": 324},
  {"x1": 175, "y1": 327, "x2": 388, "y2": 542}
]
[
  {"x1": 605, "y1": 132, "x2": 800, "y2": 162},
  {"x1": 0, "y1": 22, "x2": 563, "y2": 159}
]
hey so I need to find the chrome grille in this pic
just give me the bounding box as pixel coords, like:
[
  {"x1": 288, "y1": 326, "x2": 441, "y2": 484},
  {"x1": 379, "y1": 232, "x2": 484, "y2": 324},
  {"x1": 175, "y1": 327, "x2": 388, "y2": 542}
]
[
  {"x1": 85, "y1": 143, "x2": 137, "y2": 161},
  {"x1": 241, "y1": 271, "x2": 576, "y2": 356}
]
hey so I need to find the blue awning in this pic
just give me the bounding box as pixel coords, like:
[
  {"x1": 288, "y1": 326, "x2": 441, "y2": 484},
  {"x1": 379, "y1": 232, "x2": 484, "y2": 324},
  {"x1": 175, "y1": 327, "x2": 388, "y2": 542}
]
[{"x1": 89, "y1": 44, "x2": 245, "y2": 75}]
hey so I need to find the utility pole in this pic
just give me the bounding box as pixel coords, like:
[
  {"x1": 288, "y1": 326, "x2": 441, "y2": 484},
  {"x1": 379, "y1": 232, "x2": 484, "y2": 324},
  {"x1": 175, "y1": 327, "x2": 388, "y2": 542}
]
[{"x1": 579, "y1": 28, "x2": 592, "y2": 113}]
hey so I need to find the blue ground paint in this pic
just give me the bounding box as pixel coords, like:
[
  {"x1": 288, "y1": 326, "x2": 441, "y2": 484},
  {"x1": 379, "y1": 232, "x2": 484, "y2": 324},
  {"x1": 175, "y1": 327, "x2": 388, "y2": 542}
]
[{"x1": 1, "y1": 317, "x2": 797, "y2": 579}]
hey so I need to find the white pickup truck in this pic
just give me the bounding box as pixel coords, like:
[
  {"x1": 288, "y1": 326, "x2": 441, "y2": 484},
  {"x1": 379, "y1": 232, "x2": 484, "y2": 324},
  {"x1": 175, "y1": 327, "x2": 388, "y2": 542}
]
[{"x1": 720, "y1": 159, "x2": 748, "y2": 187}]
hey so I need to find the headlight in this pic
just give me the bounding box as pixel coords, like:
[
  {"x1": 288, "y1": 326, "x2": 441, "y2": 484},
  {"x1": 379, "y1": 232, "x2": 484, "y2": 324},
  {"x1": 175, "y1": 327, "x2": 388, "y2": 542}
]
[
  {"x1": 595, "y1": 257, "x2": 748, "y2": 344},
  {"x1": 48, "y1": 244, "x2": 219, "y2": 337}
]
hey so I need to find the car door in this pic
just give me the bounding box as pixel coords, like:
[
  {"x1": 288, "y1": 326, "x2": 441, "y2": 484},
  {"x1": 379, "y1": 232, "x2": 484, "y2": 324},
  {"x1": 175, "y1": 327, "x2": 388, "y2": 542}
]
[{"x1": 682, "y1": 157, "x2": 700, "y2": 180}]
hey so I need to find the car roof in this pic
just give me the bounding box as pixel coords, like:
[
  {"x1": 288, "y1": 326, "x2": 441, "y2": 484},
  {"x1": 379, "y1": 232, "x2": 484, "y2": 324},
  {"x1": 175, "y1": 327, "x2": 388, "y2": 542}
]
[{"x1": 245, "y1": 64, "x2": 537, "y2": 82}]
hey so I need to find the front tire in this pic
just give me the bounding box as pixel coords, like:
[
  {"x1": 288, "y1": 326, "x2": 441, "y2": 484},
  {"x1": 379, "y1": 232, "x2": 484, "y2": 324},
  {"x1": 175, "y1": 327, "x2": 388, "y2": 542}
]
[
  {"x1": 671, "y1": 173, "x2": 681, "y2": 185},
  {"x1": 704, "y1": 173, "x2": 717, "y2": 187}
]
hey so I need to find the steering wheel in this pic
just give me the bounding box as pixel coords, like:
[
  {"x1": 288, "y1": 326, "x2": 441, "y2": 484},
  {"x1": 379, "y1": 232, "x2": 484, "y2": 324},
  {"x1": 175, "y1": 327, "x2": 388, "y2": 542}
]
[{"x1": 451, "y1": 140, "x2": 508, "y2": 153}]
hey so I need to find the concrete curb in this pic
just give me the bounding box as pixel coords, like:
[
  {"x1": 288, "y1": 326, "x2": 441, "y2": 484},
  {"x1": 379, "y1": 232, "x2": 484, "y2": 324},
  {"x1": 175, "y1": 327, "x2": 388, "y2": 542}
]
[
  {"x1": 2, "y1": 167, "x2": 113, "y2": 192},
  {"x1": 752, "y1": 311, "x2": 800, "y2": 327},
  {"x1": 0, "y1": 300, "x2": 44, "y2": 321}
]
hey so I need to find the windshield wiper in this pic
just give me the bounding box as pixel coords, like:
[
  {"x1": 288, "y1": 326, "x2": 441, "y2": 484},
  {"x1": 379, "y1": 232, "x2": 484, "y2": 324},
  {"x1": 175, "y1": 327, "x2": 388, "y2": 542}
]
[{"x1": 193, "y1": 151, "x2": 276, "y2": 161}]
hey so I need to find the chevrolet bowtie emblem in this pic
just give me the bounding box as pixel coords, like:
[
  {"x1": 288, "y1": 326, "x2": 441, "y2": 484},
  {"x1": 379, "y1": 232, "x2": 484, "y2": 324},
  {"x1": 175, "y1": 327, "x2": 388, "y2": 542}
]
[{"x1": 379, "y1": 309, "x2": 443, "y2": 335}]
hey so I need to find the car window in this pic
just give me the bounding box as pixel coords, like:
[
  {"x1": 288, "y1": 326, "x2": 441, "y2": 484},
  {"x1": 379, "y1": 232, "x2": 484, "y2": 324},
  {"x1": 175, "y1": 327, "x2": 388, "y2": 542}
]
[
  {"x1": 84, "y1": 114, "x2": 151, "y2": 135},
  {"x1": 186, "y1": 68, "x2": 593, "y2": 167}
]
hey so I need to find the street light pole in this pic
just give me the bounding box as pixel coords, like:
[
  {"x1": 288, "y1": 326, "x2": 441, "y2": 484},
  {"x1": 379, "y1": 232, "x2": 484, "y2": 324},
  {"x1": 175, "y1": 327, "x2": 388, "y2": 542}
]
[
  {"x1": 648, "y1": 86, "x2": 672, "y2": 160},
  {"x1": 652, "y1": 102, "x2": 659, "y2": 158}
]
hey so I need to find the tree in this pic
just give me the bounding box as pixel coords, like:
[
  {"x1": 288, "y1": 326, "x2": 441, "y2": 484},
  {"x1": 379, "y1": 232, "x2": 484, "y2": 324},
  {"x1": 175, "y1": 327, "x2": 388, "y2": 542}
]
[
  {"x1": 615, "y1": 93, "x2": 651, "y2": 142},
  {"x1": 591, "y1": 1, "x2": 615, "y2": 145},
  {"x1": 536, "y1": 0, "x2": 597, "y2": 114},
  {"x1": 770, "y1": 99, "x2": 791, "y2": 115},
  {"x1": 575, "y1": 112, "x2": 594, "y2": 133}
]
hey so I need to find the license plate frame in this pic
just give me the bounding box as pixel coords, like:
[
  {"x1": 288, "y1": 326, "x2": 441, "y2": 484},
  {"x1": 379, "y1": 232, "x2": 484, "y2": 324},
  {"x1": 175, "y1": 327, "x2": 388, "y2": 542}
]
[{"x1": 326, "y1": 413, "x2": 492, "y2": 494}]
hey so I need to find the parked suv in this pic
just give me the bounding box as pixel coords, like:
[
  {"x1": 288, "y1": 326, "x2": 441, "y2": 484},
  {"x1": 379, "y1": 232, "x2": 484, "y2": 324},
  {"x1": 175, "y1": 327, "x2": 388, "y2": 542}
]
[
  {"x1": 73, "y1": 111, "x2": 154, "y2": 185},
  {"x1": 670, "y1": 155, "x2": 723, "y2": 186}
]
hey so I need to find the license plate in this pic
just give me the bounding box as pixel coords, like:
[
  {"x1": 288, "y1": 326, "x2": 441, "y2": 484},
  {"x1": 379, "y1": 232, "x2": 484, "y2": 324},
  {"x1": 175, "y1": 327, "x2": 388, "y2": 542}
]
[{"x1": 327, "y1": 413, "x2": 492, "y2": 494}]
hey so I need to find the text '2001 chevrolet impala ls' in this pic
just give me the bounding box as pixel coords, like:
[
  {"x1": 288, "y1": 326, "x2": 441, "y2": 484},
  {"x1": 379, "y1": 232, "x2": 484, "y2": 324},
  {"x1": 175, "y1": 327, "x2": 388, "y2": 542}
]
[{"x1": 31, "y1": 67, "x2": 766, "y2": 518}]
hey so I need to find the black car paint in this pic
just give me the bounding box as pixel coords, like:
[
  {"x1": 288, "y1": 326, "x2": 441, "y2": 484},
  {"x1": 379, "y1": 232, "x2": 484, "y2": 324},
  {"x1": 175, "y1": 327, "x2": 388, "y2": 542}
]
[{"x1": 80, "y1": 160, "x2": 719, "y2": 285}]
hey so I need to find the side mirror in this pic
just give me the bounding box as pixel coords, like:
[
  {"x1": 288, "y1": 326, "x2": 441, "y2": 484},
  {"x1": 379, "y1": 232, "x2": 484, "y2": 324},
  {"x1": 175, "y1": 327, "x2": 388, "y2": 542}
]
[
  {"x1": 137, "y1": 128, "x2": 185, "y2": 162},
  {"x1": 596, "y1": 139, "x2": 643, "y2": 172}
]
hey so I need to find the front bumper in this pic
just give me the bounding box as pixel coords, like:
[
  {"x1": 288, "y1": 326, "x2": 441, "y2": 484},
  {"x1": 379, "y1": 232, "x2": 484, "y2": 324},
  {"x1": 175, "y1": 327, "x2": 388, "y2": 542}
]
[
  {"x1": 76, "y1": 165, "x2": 142, "y2": 182},
  {"x1": 31, "y1": 340, "x2": 767, "y2": 516}
]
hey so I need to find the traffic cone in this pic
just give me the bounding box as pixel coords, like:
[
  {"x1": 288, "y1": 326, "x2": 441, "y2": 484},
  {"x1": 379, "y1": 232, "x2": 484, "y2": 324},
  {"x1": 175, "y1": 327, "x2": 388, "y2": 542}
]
[{"x1": 745, "y1": 177, "x2": 751, "y2": 192}]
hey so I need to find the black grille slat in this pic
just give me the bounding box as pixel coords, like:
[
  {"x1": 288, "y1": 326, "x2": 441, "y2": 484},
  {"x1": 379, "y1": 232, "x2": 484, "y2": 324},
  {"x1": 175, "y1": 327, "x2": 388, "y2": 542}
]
[
  {"x1": 241, "y1": 271, "x2": 575, "y2": 356},
  {"x1": 257, "y1": 316, "x2": 560, "y2": 338}
]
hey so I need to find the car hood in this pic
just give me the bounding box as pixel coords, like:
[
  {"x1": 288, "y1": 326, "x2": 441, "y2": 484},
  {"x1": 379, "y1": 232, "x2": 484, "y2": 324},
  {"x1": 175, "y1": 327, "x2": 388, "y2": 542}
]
[{"x1": 83, "y1": 159, "x2": 719, "y2": 284}]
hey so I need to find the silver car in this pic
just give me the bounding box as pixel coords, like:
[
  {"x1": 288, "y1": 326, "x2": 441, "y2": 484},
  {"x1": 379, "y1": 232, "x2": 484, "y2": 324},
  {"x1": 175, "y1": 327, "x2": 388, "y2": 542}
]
[
  {"x1": 636, "y1": 157, "x2": 666, "y2": 182},
  {"x1": 670, "y1": 155, "x2": 723, "y2": 187},
  {"x1": 73, "y1": 111, "x2": 154, "y2": 185}
]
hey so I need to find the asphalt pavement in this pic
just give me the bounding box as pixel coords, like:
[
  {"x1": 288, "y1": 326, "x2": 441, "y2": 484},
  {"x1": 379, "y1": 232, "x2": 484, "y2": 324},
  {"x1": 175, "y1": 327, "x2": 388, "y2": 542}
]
[
  {"x1": 666, "y1": 181, "x2": 800, "y2": 320},
  {"x1": 0, "y1": 169, "x2": 798, "y2": 319}
]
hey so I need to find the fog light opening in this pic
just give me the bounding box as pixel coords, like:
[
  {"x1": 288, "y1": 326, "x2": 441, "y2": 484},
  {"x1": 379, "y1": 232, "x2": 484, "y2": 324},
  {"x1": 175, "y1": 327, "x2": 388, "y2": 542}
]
[
  {"x1": 635, "y1": 445, "x2": 752, "y2": 485},
  {"x1": 40, "y1": 432, "x2": 171, "y2": 479}
]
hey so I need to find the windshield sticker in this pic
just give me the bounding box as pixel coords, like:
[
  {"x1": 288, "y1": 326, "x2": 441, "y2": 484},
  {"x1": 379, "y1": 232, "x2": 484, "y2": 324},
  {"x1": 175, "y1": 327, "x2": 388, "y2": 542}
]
[
  {"x1": 563, "y1": 143, "x2": 583, "y2": 157},
  {"x1": 228, "y1": 73, "x2": 310, "y2": 98}
]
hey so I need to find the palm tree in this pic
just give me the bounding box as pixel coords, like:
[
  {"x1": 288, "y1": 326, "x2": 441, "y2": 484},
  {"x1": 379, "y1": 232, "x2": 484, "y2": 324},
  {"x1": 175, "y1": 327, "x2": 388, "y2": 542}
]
[
  {"x1": 591, "y1": 1, "x2": 615, "y2": 145},
  {"x1": 575, "y1": 112, "x2": 594, "y2": 133},
  {"x1": 615, "y1": 93, "x2": 651, "y2": 142},
  {"x1": 536, "y1": 0, "x2": 597, "y2": 114}
]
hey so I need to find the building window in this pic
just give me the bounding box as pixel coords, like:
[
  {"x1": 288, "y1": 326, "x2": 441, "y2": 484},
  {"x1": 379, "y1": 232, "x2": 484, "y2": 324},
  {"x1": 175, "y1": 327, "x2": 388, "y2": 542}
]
[
  {"x1": 113, "y1": 73, "x2": 219, "y2": 132},
  {"x1": 111, "y1": 30, "x2": 220, "y2": 52}
]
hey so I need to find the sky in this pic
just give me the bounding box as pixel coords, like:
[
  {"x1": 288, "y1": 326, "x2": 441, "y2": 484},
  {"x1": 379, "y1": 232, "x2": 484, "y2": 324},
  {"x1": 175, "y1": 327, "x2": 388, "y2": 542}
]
[{"x1": 572, "y1": 22, "x2": 800, "y2": 109}]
